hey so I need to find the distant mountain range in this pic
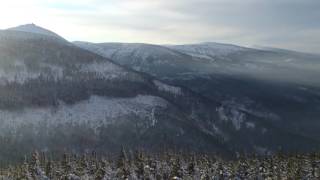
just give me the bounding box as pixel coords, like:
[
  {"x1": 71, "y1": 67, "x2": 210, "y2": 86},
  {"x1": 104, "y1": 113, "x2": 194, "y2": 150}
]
[{"x1": 0, "y1": 24, "x2": 319, "y2": 162}]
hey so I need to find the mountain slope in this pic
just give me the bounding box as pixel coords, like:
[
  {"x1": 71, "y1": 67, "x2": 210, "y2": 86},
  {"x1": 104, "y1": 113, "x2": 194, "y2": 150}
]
[
  {"x1": 168, "y1": 43, "x2": 320, "y2": 86},
  {"x1": 0, "y1": 25, "x2": 318, "y2": 163},
  {"x1": 75, "y1": 41, "x2": 320, "y2": 154},
  {"x1": 0, "y1": 28, "x2": 239, "y2": 162}
]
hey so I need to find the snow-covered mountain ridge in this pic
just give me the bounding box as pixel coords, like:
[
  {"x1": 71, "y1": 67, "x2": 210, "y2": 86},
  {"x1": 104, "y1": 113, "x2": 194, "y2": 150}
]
[{"x1": 166, "y1": 42, "x2": 251, "y2": 61}]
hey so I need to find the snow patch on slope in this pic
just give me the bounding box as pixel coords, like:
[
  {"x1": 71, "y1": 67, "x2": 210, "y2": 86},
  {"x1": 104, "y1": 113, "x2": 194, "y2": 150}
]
[
  {"x1": 0, "y1": 95, "x2": 168, "y2": 134},
  {"x1": 153, "y1": 80, "x2": 182, "y2": 96},
  {"x1": 245, "y1": 122, "x2": 256, "y2": 129},
  {"x1": 0, "y1": 61, "x2": 64, "y2": 85},
  {"x1": 80, "y1": 61, "x2": 128, "y2": 80},
  {"x1": 0, "y1": 59, "x2": 143, "y2": 85},
  {"x1": 79, "y1": 61, "x2": 145, "y2": 82},
  {"x1": 217, "y1": 106, "x2": 245, "y2": 130}
]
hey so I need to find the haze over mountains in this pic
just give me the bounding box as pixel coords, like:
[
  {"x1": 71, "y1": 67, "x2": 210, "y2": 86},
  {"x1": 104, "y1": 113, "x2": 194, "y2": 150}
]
[{"x1": 0, "y1": 24, "x2": 320, "y2": 162}]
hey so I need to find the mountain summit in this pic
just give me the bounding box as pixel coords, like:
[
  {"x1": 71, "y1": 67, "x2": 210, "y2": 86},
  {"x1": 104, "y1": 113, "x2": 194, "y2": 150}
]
[{"x1": 7, "y1": 23, "x2": 65, "y2": 40}]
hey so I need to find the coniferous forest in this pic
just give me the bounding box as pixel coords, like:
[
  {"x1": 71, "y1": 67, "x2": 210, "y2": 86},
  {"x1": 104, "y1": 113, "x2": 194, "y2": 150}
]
[{"x1": 1, "y1": 150, "x2": 320, "y2": 179}]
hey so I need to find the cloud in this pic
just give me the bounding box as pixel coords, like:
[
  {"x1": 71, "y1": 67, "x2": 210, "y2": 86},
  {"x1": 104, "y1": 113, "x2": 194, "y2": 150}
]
[{"x1": 0, "y1": 0, "x2": 319, "y2": 53}]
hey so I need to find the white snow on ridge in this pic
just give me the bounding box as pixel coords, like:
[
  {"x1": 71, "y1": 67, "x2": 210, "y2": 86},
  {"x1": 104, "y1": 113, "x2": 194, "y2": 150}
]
[
  {"x1": 114, "y1": 43, "x2": 184, "y2": 61},
  {"x1": 0, "y1": 95, "x2": 168, "y2": 134},
  {"x1": 168, "y1": 42, "x2": 248, "y2": 61},
  {"x1": 75, "y1": 42, "x2": 189, "y2": 67}
]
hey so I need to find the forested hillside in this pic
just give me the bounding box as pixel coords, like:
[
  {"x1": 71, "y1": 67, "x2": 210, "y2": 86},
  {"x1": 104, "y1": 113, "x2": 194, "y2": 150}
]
[{"x1": 1, "y1": 150, "x2": 320, "y2": 179}]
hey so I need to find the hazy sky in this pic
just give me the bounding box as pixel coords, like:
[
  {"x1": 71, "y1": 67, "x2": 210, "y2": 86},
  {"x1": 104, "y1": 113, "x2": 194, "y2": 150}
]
[{"x1": 0, "y1": 0, "x2": 319, "y2": 53}]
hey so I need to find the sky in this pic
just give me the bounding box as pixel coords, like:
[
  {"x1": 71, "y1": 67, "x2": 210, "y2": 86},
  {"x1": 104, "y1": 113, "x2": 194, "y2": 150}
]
[{"x1": 0, "y1": 0, "x2": 319, "y2": 53}]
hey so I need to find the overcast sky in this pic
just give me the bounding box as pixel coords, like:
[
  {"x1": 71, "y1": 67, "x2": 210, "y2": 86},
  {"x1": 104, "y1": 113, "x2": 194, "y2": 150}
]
[{"x1": 0, "y1": 0, "x2": 319, "y2": 53}]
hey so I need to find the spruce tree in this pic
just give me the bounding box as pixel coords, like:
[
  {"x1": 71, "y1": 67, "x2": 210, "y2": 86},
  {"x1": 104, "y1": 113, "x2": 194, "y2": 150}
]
[{"x1": 116, "y1": 146, "x2": 130, "y2": 179}]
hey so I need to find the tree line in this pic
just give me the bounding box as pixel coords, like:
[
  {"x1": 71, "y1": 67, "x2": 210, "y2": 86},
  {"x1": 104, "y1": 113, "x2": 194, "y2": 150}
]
[{"x1": 1, "y1": 148, "x2": 320, "y2": 179}]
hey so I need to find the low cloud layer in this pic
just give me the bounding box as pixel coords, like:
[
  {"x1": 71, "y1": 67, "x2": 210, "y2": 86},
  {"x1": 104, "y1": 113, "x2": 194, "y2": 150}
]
[{"x1": 0, "y1": 0, "x2": 319, "y2": 53}]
